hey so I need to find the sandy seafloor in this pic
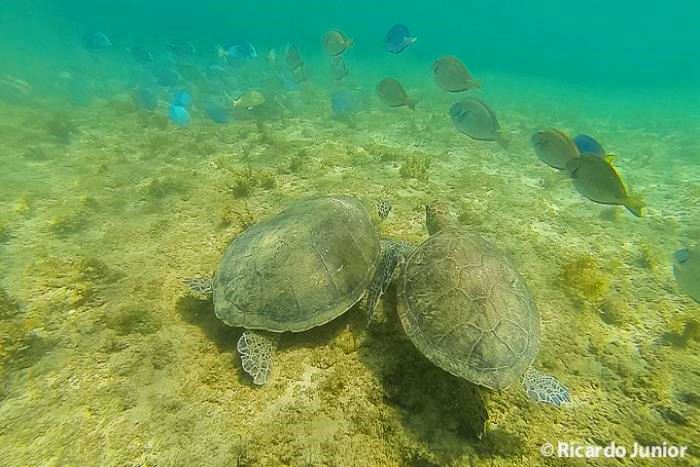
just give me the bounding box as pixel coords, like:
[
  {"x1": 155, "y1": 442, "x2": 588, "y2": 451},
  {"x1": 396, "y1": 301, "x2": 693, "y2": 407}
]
[{"x1": 0, "y1": 67, "x2": 698, "y2": 466}]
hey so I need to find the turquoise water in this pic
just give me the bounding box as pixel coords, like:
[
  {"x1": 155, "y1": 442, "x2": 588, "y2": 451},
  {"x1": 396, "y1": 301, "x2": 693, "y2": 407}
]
[{"x1": 0, "y1": 1, "x2": 698, "y2": 466}]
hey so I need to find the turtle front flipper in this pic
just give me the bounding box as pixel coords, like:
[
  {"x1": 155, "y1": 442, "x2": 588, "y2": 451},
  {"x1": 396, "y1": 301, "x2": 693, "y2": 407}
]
[
  {"x1": 237, "y1": 330, "x2": 280, "y2": 385},
  {"x1": 184, "y1": 276, "x2": 214, "y2": 296},
  {"x1": 521, "y1": 367, "x2": 571, "y2": 407},
  {"x1": 366, "y1": 240, "x2": 411, "y2": 326}
]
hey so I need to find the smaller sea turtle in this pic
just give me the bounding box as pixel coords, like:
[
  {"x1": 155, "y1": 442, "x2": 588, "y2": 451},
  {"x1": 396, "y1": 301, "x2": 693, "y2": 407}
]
[
  {"x1": 367, "y1": 203, "x2": 571, "y2": 407},
  {"x1": 185, "y1": 196, "x2": 390, "y2": 385}
]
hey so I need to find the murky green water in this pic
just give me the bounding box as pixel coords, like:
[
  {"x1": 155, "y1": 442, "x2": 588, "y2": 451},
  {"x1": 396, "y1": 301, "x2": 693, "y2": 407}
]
[{"x1": 0, "y1": 1, "x2": 698, "y2": 466}]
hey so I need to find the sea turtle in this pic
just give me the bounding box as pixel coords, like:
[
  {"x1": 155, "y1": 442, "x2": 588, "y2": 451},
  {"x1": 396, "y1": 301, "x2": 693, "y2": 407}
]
[
  {"x1": 367, "y1": 203, "x2": 571, "y2": 407},
  {"x1": 185, "y1": 195, "x2": 389, "y2": 385}
]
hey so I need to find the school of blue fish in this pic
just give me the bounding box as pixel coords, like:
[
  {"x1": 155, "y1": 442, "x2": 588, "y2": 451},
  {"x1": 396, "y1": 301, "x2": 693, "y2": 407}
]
[{"x1": 55, "y1": 24, "x2": 700, "y2": 306}]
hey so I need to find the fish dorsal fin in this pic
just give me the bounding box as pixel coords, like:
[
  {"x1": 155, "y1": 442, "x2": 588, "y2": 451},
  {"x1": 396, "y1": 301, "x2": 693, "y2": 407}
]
[{"x1": 603, "y1": 154, "x2": 616, "y2": 164}]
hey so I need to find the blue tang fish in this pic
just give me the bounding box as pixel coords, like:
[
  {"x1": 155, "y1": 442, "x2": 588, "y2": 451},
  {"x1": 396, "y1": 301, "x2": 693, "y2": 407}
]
[
  {"x1": 172, "y1": 89, "x2": 192, "y2": 109},
  {"x1": 130, "y1": 46, "x2": 154, "y2": 64},
  {"x1": 205, "y1": 99, "x2": 231, "y2": 124},
  {"x1": 219, "y1": 41, "x2": 257, "y2": 61},
  {"x1": 169, "y1": 105, "x2": 190, "y2": 126},
  {"x1": 155, "y1": 67, "x2": 184, "y2": 87},
  {"x1": 331, "y1": 91, "x2": 360, "y2": 119},
  {"x1": 168, "y1": 40, "x2": 197, "y2": 59},
  {"x1": 82, "y1": 32, "x2": 112, "y2": 53},
  {"x1": 573, "y1": 134, "x2": 605, "y2": 157},
  {"x1": 134, "y1": 88, "x2": 158, "y2": 111},
  {"x1": 384, "y1": 24, "x2": 416, "y2": 54}
]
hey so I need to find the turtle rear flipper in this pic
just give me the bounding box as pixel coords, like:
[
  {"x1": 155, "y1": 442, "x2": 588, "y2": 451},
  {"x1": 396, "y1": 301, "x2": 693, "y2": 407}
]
[
  {"x1": 522, "y1": 367, "x2": 571, "y2": 407},
  {"x1": 237, "y1": 330, "x2": 279, "y2": 385}
]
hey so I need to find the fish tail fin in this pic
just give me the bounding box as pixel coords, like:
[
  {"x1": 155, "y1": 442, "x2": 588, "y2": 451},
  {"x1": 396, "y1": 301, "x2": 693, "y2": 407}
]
[
  {"x1": 216, "y1": 45, "x2": 227, "y2": 60},
  {"x1": 407, "y1": 100, "x2": 416, "y2": 111},
  {"x1": 624, "y1": 196, "x2": 645, "y2": 217}
]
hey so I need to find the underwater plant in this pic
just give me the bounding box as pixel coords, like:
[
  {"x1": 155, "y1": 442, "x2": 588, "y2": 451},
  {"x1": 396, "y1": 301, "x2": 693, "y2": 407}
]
[
  {"x1": 228, "y1": 177, "x2": 252, "y2": 198},
  {"x1": 219, "y1": 203, "x2": 255, "y2": 229},
  {"x1": 224, "y1": 166, "x2": 277, "y2": 199},
  {"x1": 399, "y1": 155, "x2": 431, "y2": 182},
  {"x1": 663, "y1": 315, "x2": 700, "y2": 347}
]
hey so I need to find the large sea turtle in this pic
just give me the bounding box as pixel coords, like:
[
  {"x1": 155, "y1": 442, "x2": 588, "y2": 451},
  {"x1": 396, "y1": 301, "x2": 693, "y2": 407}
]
[
  {"x1": 186, "y1": 195, "x2": 390, "y2": 385},
  {"x1": 367, "y1": 203, "x2": 570, "y2": 407}
]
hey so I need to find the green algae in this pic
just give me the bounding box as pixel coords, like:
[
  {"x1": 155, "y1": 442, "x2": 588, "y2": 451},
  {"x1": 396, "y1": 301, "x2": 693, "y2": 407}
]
[
  {"x1": 663, "y1": 315, "x2": 700, "y2": 347},
  {"x1": 219, "y1": 203, "x2": 256, "y2": 229},
  {"x1": 225, "y1": 166, "x2": 277, "y2": 199},
  {"x1": 560, "y1": 253, "x2": 611, "y2": 304},
  {"x1": 399, "y1": 155, "x2": 431, "y2": 182}
]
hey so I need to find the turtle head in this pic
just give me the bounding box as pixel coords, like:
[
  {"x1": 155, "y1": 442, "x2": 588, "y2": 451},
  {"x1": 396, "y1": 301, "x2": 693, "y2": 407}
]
[
  {"x1": 425, "y1": 202, "x2": 452, "y2": 235},
  {"x1": 365, "y1": 198, "x2": 392, "y2": 229},
  {"x1": 376, "y1": 199, "x2": 392, "y2": 222}
]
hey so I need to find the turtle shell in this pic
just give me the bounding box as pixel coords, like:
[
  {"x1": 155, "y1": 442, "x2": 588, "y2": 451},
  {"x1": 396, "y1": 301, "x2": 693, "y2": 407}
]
[
  {"x1": 397, "y1": 229, "x2": 539, "y2": 390},
  {"x1": 213, "y1": 196, "x2": 380, "y2": 332}
]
